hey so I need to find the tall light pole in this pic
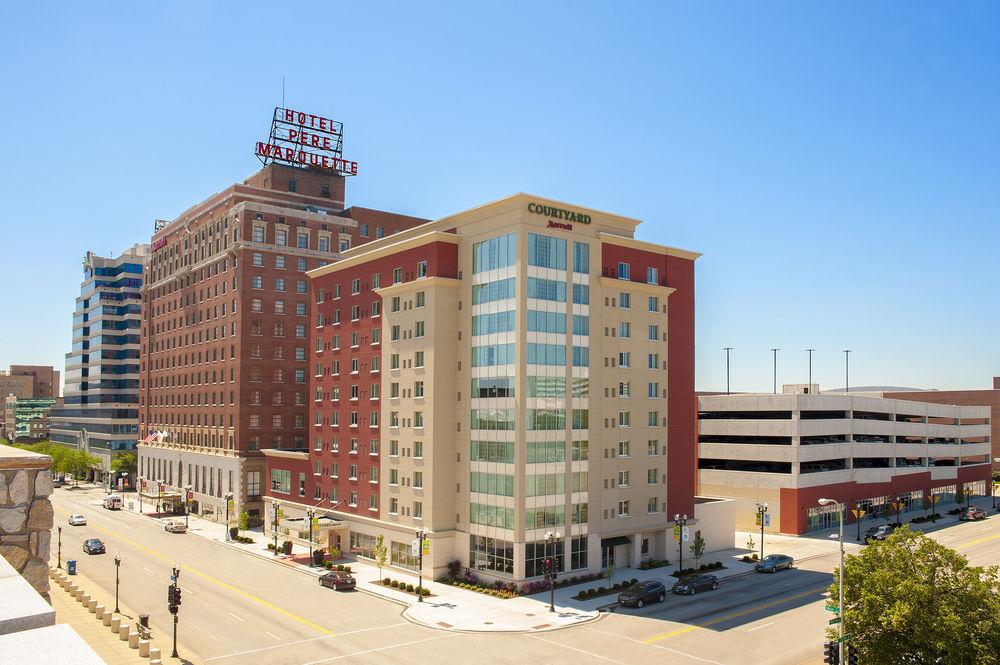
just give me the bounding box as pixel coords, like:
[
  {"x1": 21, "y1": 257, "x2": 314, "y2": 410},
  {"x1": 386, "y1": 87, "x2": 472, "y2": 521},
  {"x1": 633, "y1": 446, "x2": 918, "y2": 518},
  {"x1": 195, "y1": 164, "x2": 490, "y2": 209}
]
[
  {"x1": 819, "y1": 498, "x2": 845, "y2": 664},
  {"x1": 306, "y1": 508, "x2": 315, "y2": 567},
  {"x1": 770, "y1": 349, "x2": 780, "y2": 394},
  {"x1": 544, "y1": 531, "x2": 561, "y2": 612},
  {"x1": 673, "y1": 514, "x2": 688, "y2": 574},
  {"x1": 114, "y1": 554, "x2": 121, "y2": 613},
  {"x1": 723, "y1": 347, "x2": 733, "y2": 395},
  {"x1": 272, "y1": 501, "x2": 280, "y2": 556},
  {"x1": 755, "y1": 503, "x2": 768, "y2": 560},
  {"x1": 169, "y1": 563, "x2": 181, "y2": 659},
  {"x1": 184, "y1": 484, "x2": 192, "y2": 528},
  {"x1": 224, "y1": 491, "x2": 234, "y2": 541},
  {"x1": 415, "y1": 528, "x2": 427, "y2": 602},
  {"x1": 842, "y1": 350, "x2": 852, "y2": 393},
  {"x1": 806, "y1": 349, "x2": 815, "y2": 393},
  {"x1": 57, "y1": 526, "x2": 62, "y2": 569},
  {"x1": 993, "y1": 458, "x2": 1000, "y2": 511}
]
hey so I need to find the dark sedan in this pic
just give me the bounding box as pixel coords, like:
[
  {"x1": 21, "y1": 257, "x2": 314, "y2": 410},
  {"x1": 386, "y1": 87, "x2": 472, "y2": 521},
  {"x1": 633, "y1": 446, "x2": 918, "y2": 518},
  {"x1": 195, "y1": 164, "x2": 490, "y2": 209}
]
[
  {"x1": 617, "y1": 580, "x2": 667, "y2": 608},
  {"x1": 83, "y1": 538, "x2": 105, "y2": 555},
  {"x1": 754, "y1": 554, "x2": 793, "y2": 573},
  {"x1": 319, "y1": 570, "x2": 356, "y2": 591},
  {"x1": 671, "y1": 574, "x2": 719, "y2": 595}
]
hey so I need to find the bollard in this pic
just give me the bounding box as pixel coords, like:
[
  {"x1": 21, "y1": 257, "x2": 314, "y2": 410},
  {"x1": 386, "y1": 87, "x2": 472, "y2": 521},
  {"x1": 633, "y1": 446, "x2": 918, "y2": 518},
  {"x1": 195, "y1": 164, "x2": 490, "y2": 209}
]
[
  {"x1": 87, "y1": 599, "x2": 98, "y2": 613},
  {"x1": 66, "y1": 582, "x2": 76, "y2": 595},
  {"x1": 110, "y1": 616, "x2": 121, "y2": 634},
  {"x1": 148, "y1": 647, "x2": 161, "y2": 661},
  {"x1": 119, "y1": 621, "x2": 130, "y2": 641},
  {"x1": 128, "y1": 629, "x2": 139, "y2": 649},
  {"x1": 80, "y1": 592, "x2": 91, "y2": 604},
  {"x1": 95, "y1": 605, "x2": 105, "y2": 620},
  {"x1": 149, "y1": 660, "x2": 162, "y2": 665},
  {"x1": 138, "y1": 639, "x2": 150, "y2": 657},
  {"x1": 103, "y1": 609, "x2": 113, "y2": 626}
]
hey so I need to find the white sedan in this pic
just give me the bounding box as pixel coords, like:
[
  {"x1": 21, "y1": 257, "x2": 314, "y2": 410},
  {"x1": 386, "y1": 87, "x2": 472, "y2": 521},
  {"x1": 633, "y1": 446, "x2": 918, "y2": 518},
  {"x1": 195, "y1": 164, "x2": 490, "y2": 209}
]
[
  {"x1": 68, "y1": 514, "x2": 87, "y2": 526},
  {"x1": 164, "y1": 520, "x2": 187, "y2": 533}
]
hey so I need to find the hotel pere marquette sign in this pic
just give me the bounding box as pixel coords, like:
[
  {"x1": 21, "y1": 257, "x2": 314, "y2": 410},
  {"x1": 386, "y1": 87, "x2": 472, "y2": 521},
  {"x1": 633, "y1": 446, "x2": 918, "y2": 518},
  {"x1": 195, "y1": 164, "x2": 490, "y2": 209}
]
[{"x1": 256, "y1": 107, "x2": 358, "y2": 176}]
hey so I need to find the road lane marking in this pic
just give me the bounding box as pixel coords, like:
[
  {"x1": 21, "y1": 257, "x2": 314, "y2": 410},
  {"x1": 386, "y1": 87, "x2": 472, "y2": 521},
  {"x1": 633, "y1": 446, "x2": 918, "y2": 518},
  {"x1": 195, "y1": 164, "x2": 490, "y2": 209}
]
[
  {"x1": 181, "y1": 586, "x2": 193, "y2": 594},
  {"x1": 51, "y1": 505, "x2": 335, "y2": 636},
  {"x1": 203, "y1": 622, "x2": 410, "y2": 662},
  {"x1": 643, "y1": 586, "x2": 828, "y2": 644},
  {"x1": 301, "y1": 634, "x2": 457, "y2": 664},
  {"x1": 527, "y1": 635, "x2": 628, "y2": 665},
  {"x1": 265, "y1": 631, "x2": 281, "y2": 641},
  {"x1": 747, "y1": 621, "x2": 774, "y2": 632},
  {"x1": 955, "y1": 533, "x2": 1000, "y2": 549},
  {"x1": 143, "y1": 567, "x2": 155, "y2": 574},
  {"x1": 227, "y1": 612, "x2": 245, "y2": 622},
  {"x1": 208, "y1": 634, "x2": 218, "y2": 641},
  {"x1": 583, "y1": 626, "x2": 725, "y2": 664}
]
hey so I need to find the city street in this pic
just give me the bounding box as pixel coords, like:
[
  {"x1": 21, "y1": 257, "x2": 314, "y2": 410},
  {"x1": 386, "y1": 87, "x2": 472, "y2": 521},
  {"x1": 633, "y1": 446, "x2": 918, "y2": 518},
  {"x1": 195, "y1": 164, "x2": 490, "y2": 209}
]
[{"x1": 50, "y1": 487, "x2": 1000, "y2": 665}]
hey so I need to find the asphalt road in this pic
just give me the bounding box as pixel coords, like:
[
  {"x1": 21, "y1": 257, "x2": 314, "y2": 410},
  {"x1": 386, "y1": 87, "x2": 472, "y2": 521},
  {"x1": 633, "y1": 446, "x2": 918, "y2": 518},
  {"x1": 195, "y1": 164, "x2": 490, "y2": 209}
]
[{"x1": 49, "y1": 487, "x2": 1000, "y2": 665}]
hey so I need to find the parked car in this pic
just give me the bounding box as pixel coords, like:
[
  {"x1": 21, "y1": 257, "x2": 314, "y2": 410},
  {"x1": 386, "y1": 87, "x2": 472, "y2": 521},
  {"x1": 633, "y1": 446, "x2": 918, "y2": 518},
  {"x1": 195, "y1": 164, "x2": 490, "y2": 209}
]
[
  {"x1": 960, "y1": 507, "x2": 987, "y2": 521},
  {"x1": 617, "y1": 580, "x2": 667, "y2": 608},
  {"x1": 754, "y1": 554, "x2": 793, "y2": 573},
  {"x1": 164, "y1": 520, "x2": 187, "y2": 533},
  {"x1": 864, "y1": 525, "x2": 896, "y2": 543},
  {"x1": 672, "y1": 574, "x2": 719, "y2": 595},
  {"x1": 319, "y1": 570, "x2": 356, "y2": 591},
  {"x1": 83, "y1": 538, "x2": 105, "y2": 555},
  {"x1": 68, "y1": 514, "x2": 87, "y2": 526}
]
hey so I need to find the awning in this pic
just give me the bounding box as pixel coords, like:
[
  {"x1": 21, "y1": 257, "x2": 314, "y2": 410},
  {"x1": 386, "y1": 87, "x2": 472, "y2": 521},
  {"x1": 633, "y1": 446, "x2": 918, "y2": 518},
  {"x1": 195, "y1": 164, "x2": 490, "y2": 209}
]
[{"x1": 601, "y1": 536, "x2": 633, "y2": 549}]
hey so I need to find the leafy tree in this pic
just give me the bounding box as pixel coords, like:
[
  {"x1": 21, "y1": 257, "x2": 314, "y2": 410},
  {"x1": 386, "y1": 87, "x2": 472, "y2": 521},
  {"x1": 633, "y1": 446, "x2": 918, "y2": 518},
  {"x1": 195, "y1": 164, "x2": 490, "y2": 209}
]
[
  {"x1": 373, "y1": 534, "x2": 388, "y2": 578},
  {"x1": 111, "y1": 451, "x2": 137, "y2": 476},
  {"x1": 690, "y1": 531, "x2": 706, "y2": 564},
  {"x1": 238, "y1": 510, "x2": 250, "y2": 536},
  {"x1": 827, "y1": 526, "x2": 1000, "y2": 664}
]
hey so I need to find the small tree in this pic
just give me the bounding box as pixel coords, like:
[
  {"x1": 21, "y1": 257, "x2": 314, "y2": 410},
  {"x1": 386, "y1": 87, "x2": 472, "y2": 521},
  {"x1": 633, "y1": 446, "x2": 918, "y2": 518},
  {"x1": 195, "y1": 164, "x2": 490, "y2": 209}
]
[
  {"x1": 690, "y1": 531, "x2": 706, "y2": 565},
  {"x1": 111, "y1": 451, "x2": 137, "y2": 478},
  {"x1": 605, "y1": 563, "x2": 615, "y2": 586},
  {"x1": 238, "y1": 510, "x2": 250, "y2": 537},
  {"x1": 746, "y1": 533, "x2": 756, "y2": 553},
  {"x1": 372, "y1": 534, "x2": 388, "y2": 578}
]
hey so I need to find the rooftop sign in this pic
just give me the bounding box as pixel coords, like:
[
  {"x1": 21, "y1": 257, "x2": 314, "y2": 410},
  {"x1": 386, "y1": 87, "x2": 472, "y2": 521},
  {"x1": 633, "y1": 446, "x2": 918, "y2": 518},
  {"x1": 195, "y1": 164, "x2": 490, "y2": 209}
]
[
  {"x1": 528, "y1": 202, "x2": 591, "y2": 225},
  {"x1": 256, "y1": 107, "x2": 358, "y2": 176}
]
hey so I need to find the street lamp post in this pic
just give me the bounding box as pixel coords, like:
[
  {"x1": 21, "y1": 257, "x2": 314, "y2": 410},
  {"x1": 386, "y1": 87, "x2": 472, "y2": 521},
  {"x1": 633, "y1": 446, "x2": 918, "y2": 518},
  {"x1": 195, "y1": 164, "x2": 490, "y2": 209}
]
[
  {"x1": 929, "y1": 493, "x2": 939, "y2": 522},
  {"x1": 170, "y1": 563, "x2": 181, "y2": 659},
  {"x1": 114, "y1": 554, "x2": 121, "y2": 613},
  {"x1": 184, "y1": 484, "x2": 192, "y2": 528},
  {"x1": 544, "y1": 531, "x2": 561, "y2": 612},
  {"x1": 224, "y1": 491, "x2": 233, "y2": 542},
  {"x1": 57, "y1": 526, "x2": 62, "y2": 569},
  {"x1": 415, "y1": 528, "x2": 427, "y2": 602},
  {"x1": 306, "y1": 508, "x2": 316, "y2": 568},
  {"x1": 755, "y1": 503, "x2": 768, "y2": 560},
  {"x1": 272, "y1": 502, "x2": 279, "y2": 556},
  {"x1": 993, "y1": 459, "x2": 1000, "y2": 511},
  {"x1": 819, "y1": 498, "x2": 845, "y2": 664},
  {"x1": 673, "y1": 514, "x2": 688, "y2": 574}
]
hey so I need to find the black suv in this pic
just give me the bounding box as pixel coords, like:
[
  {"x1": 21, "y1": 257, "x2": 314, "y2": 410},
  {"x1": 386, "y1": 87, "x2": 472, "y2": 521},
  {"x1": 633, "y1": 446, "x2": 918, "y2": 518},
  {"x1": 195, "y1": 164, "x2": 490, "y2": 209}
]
[{"x1": 617, "y1": 580, "x2": 667, "y2": 608}]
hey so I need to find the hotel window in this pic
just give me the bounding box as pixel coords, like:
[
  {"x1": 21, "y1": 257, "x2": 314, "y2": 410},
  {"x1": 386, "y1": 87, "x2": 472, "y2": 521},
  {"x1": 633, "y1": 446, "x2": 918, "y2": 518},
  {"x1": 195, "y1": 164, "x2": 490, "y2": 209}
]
[
  {"x1": 572, "y1": 314, "x2": 589, "y2": 336},
  {"x1": 648, "y1": 353, "x2": 659, "y2": 369},
  {"x1": 351, "y1": 305, "x2": 360, "y2": 321},
  {"x1": 371, "y1": 301, "x2": 381, "y2": 317},
  {"x1": 573, "y1": 241, "x2": 589, "y2": 273},
  {"x1": 270, "y1": 469, "x2": 290, "y2": 493},
  {"x1": 619, "y1": 381, "x2": 630, "y2": 397},
  {"x1": 249, "y1": 414, "x2": 260, "y2": 429},
  {"x1": 371, "y1": 356, "x2": 380, "y2": 372},
  {"x1": 415, "y1": 321, "x2": 425, "y2": 337},
  {"x1": 619, "y1": 352, "x2": 630, "y2": 368},
  {"x1": 252, "y1": 252, "x2": 263, "y2": 266},
  {"x1": 647, "y1": 497, "x2": 658, "y2": 514},
  {"x1": 370, "y1": 438, "x2": 378, "y2": 454},
  {"x1": 288, "y1": 178, "x2": 296, "y2": 192},
  {"x1": 414, "y1": 412, "x2": 424, "y2": 428},
  {"x1": 649, "y1": 324, "x2": 659, "y2": 341},
  {"x1": 415, "y1": 291, "x2": 425, "y2": 308},
  {"x1": 370, "y1": 411, "x2": 378, "y2": 427},
  {"x1": 350, "y1": 411, "x2": 359, "y2": 427},
  {"x1": 319, "y1": 237, "x2": 329, "y2": 252},
  {"x1": 372, "y1": 272, "x2": 381, "y2": 288},
  {"x1": 372, "y1": 327, "x2": 380, "y2": 344},
  {"x1": 368, "y1": 495, "x2": 377, "y2": 511},
  {"x1": 390, "y1": 383, "x2": 399, "y2": 398},
  {"x1": 618, "y1": 470, "x2": 630, "y2": 487},
  {"x1": 314, "y1": 460, "x2": 321, "y2": 476},
  {"x1": 417, "y1": 260, "x2": 428, "y2": 277},
  {"x1": 414, "y1": 351, "x2": 424, "y2": 368},
  {"x1": 349, "y1": 491, "x2": 358, "y2": 507},
  {"x1": 619, "y1": 321, "x2": 630, "y2": 338},
  {"x1": 332, "y1": 360, "x2": 341, "y2": 375},
  {"x1": 414, "y1": 381, "x2": 424, "y2": 397},
  {"x1": 648, "y1": 382, "x2": 659, "y2": 398},
  {"x1": 339, "y1": 239, "x2": 350, "y2": 252},
  {"x1": 390, "y1": 354, "x2": 399, "y2": 369},
  {"x1": 376, "y1": 226, "x2": 384, "y2": 238},
  {"x1": 413, "y1": 501, "x2": 423, "y2": 519},
  {"x1": 351, "y1": 278, "x2": 361, "y2": 295},
  {"x1": 647, "y1": 468, "x2": 659, "y2": 485},
  {"x1": 618, "y1": 440, "x2": 630, "y2": 457},
  {"x1": 618, "y1": 500, "x2": 630, "y2": 517},
  {"x1": 296, "y1": 302, "x2": 306, "y2": 316},
  {"x1": 648, "y1": 296, "x2": 659, "y2": 312},
  {"x1": 275, "y1": 255, "x2": 286, "y2": 269},
  {"x1": 472, "y1": 232, "x2": 517, "y2": 273},
  {"x1": 297, "y1": 280, "x2": 307, "y2": 294},
  {"x1": 274, "y1": 300, "x2": 285, "y2": 314},
  {"x1": 252, "y1": 227, "x2": 265, "y2": 243},
  {"x1": 527, "y1": 277, "x2": 566, "y2": 302},
  {"x1": 389, "y1": 469, "x2": 398, "y2": 485},
  {"x1": 389, "y1": 440, "x2": 399, "y2": 456},
  {"x1": 414, "y1": 471, "x2": 423, "y2": 489},
  {"x1": 296, "y1": 324, "x2": 306, "y2": 338},
  {"x1": 620, "y1": 292, "x2": 631, "y2": 309},
  {"x1": 350, "y1": 384, "x2": 359, "y2": 400},
  {"x1": 618, "y1": 411, "x2": 631, "y2": 427},
  {"x1": 333, "y1": 309, "x2": 341, "y2": 324},
  {"x1": 648, "y1": 440, "x2": 660, "y2": 456},
  {"x1": 647, "y1": 267, "x2": 658, "y2": 284},
  {"x1": 393, "y1": 268, "x2": 402, "y2": 284},
  {"x1": 414, "y1": 440, "x2": 423, "y2": 458},
  {"x1": 297, "y1": 258, "x2": 307, "y2": 271},
  {"x1": 391, "y1": 296, "x2": 400, "y2": 312},
  {"x1": 351, "y1": 331, "x2": 360, "y2": 347},
  {"x1": 572, "y1": 283, "x2": 589, "y2": 305},
  {"x1": 334, "y1": 284, "x2": 341, "y2": 299},
  {"x1": 349, "y1": 464, "x2": 358, "y2": 480},
  {"x1": 572, "y1": 440, "x2": 589, "y2": 461},
  {"x1": 527, "y1": 233, "x2": 567, "y2": 270},
  {"x1": 391, "y1": 325, "x2": 400, "y2": 341},
  {"x1": 274, "y1": 277, "x2": 285, "y2": 291},
  {"x1": 390, "y1": 412, "x2": 399, "y2": 427},
  {"x1": 360, "y1": 224, "x2": 369, "y2": 237},
  {"x1": 297, "y1": 233, "x2": 308, "y2": 249},
  {"x1": 251, "y1": 299, "x2": 262, "y2": 313},
  {"x1": 389, "y1": 498, "x2": 398, "y2": 514},
  {"x1": 276, "y1": 230, "x2": 287, "y2": 246},
  {"x1": 617, "y1": 262, "x2": 630, "y2": 280},
  {"x1": 648, "y1": 411, "x2": 659, "y2": 426}
]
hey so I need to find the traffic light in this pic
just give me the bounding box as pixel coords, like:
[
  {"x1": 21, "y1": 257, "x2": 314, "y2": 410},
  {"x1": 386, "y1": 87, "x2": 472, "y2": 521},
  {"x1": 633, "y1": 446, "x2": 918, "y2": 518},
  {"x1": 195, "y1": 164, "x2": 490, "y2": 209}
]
[
  {"x1": 823, "y1": 641, "x2": 839, "y2": 665},
  {"x1": 167, "y1": 584, "x2": 174, "y2": 607},
  {"x1": 174, "y1": 586, "x2": 182, "y2": 607},
  {"x1": 847, "y1": 646, "x2": 858, "y2": 665}
]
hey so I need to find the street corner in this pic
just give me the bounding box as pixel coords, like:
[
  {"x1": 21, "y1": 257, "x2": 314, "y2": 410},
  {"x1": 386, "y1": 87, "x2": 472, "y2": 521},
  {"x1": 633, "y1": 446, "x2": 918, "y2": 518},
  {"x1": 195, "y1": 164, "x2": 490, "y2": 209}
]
[{"x1": 399, "y1": 594, "x2": 602, "y2": 634}]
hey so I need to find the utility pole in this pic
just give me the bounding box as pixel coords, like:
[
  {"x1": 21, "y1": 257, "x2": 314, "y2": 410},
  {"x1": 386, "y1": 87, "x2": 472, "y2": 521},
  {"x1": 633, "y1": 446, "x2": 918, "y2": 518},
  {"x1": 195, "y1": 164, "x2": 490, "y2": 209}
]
[
  {"x1": 770, "y1": 349, "x2": 780, "y2": 394},
  {"x1": 723, "y1": 347, "x2": 733, "y2": 395},
  {"x1": 806, "y1": 349, "x2": 815, "y2": 393},
  {"x1": 842, "y1": 350, "x2": 852, "y2": 393}
]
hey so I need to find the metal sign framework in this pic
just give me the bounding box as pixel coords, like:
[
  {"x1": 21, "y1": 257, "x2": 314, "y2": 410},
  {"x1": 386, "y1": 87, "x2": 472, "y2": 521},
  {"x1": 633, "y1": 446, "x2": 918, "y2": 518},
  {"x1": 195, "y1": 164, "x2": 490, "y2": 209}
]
[{"x1": 256, "y1": 107, "x2": 357, "y2": 176}]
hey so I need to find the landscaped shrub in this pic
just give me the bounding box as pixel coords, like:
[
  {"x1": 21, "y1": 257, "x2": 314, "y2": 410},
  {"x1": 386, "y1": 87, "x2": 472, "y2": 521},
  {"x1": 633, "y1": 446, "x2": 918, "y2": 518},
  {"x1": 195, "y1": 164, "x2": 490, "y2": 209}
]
[
  {"x1": 324, "y1": 561, "x2": 333, "y2": 569},
  {"x1": 384, "y1": 577, "x2": 391, "y2": 585},
  {"x1": 406, "y1": 584, "x2": 415, "y2": 593},
  {"x1": 390, "y1": 580, "x2": 400, "y2": 588},
  {"x1": 266, "y1": 543, "x2": 275, "y2": 551}
]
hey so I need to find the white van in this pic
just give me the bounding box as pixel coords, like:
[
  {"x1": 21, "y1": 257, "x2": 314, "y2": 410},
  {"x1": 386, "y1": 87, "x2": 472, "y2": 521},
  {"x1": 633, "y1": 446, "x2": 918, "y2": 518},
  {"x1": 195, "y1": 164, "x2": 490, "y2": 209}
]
[{"x1": 103, "y1": 495, "x2": 123, "y2": 510}]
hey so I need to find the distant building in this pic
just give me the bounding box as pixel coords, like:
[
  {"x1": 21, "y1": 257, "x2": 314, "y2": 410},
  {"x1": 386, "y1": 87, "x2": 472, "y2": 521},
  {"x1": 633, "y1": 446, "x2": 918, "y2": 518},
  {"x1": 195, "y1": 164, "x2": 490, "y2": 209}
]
[
  {"x1": 698, "y1": 385, "x2": 992, "y2": 534},
  {"x1": 4, "y1": 397, "x2": 56, "y2": 443},
  {"x1": 0, "y1": 365, "x2": 59, "y2": 440},
  {"x1": 49, "y1": 245, "x2": 148, "y2": 485}
]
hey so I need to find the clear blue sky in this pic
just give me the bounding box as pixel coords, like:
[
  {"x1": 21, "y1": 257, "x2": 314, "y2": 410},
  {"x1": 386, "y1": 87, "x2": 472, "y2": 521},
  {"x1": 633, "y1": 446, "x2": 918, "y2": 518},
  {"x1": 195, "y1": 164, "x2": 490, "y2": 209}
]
[{"x1": 1, "y1": 2, "x2": 998, "y2": 393}]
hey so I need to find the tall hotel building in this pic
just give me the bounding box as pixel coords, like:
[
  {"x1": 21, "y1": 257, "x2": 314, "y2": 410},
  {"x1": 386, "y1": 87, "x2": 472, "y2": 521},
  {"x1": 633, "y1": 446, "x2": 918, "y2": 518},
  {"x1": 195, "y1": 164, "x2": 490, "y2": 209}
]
[
  {"x1": 138, "y1": 163, "x2": 425, "y2": 525},
  {"x1": 50, "y1": 245, "x2": 147, "y2": 483},
  {"x1": 264, "y1": 194, "x2": 699, "y2": 583}
]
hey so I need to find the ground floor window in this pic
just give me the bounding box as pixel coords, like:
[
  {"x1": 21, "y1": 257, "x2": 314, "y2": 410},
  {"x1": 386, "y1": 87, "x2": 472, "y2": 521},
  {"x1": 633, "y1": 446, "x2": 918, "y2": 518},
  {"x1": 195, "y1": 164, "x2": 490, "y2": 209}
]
[
  {"x1": 962, "y1": 480, "x2": 987, "y2": 497},
  {"x1": 524, "y1": 540, "x2": 563, "y2": 578},
  {"x1": 570, "y1": 536, "x2": 588, "y2": 570},
  {"x1": 470, "y1": 535, "x2": 514, "y2": 575},
  {"x1": 390, "y1": 540, "x2": 419, "y2": 571},
  {"x1": 350, "y1": 531, "x2": 376, "y2": 559},
  {"x1": 899, "y1": 490, "x2": 923, "y2": 514},
  {"x1": 806, "y1": 503, "x2": 841, "y2": 532},
  {"x1": 930, "y1": 485, "x2": 956, "y2": 506}
]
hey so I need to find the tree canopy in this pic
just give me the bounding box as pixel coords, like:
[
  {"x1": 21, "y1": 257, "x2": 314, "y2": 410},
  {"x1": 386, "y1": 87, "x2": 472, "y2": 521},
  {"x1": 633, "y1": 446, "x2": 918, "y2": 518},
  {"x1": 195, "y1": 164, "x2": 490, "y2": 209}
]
[
  {"x1": 828, "y1": 526, "x2": 1000, "y2": 664},
  {"x1": 111, "y1": 450, "x2": 137, "y2": 475}
]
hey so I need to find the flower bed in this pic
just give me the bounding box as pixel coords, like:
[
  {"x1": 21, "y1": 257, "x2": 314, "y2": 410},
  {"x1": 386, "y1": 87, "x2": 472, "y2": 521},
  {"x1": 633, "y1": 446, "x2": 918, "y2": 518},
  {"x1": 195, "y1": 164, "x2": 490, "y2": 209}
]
[
  {"x1": 573, "y1": 578, "x2": 639, "y2": 601},
  {"x1": 638, "y1": 559, "x2": 671, "y2": 571},
  {"x1": 670, "y1": 561, "x2": 725, "y2": 577},
  {"x1": 324, "y1": 563, "x2": 353, "y2": 573},
  {"x1": 449, "y1": 580, "x2": 517, "y2": 599},
  {"x1": 377, "y1": 578, "x2": 431, "y2": 597}
]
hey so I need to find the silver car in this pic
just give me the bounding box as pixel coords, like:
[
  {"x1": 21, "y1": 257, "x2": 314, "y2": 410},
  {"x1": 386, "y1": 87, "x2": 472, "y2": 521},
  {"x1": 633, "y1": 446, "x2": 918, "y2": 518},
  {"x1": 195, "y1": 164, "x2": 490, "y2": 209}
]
[
  {"x1": 68, "y1": 514, "x2": 87, "y2": 526},
  {"x1": 164, "y1": 520, "x2": 187, "y2": 533}
]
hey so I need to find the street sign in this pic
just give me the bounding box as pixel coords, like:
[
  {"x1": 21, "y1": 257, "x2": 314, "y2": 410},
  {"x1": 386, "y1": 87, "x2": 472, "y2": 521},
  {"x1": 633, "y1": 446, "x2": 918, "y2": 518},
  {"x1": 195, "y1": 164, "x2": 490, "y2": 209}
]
[
  {"x1": 227, "y1": 500, "x2": 235, "y2": 512},
  {"x1": 672, "y1": 525, "x2": 681, "y2": 541},
  {"x1": 838, "y1": 634, "x2": 852, "y2": 643},
  {"x1": 829, "y1": 617, "x2": 841, "y2": 625},
  {"x1": 682, "y1": 527, "x2": 690, "y2": 542},
  {"x1": 825, "y1": 604, "x2": 840, "y2": 613},
  {"x1": 754, "y1": 513, "x2": 771, "y2": 527},
  {"x1": 187, "y1": 490, "x2": 194, "y2": 501},
  {"x1": 851, "y1": 509, "x2": 866, "y2": 519},
  {"x1": 411, "y1": 538, "x2": 420, "y2": 557},
  {"x1": 422, "y1": 538, "x2": 430, "y2": 556}
]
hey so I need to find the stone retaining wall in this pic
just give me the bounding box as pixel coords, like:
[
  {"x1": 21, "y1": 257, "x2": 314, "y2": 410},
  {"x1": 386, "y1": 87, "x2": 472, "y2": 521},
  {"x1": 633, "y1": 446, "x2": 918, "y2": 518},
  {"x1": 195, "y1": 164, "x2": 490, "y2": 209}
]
[{"x1": 0, "y1": 444, "x2": 53, "y2": 597}]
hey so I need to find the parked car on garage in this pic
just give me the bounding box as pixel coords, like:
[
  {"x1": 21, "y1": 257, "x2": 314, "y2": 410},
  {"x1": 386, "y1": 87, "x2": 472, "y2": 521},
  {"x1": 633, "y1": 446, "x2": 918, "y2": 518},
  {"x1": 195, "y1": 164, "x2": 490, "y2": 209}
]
[
  {"x1": 671, "y1": 574, "x2": 719, "y2": 595},
  {"x1": 68, "y1": 514, "x2": 87, "y2": 526},
  {"x1": 617, "y1": 580, "x2": 667, "y2": 608},
  {"x1": 319, "y1": 570, "x2": 356, "y2": 591},
  {"x1": 164, "y1": 520, "x2": 187, "y2": 533},
  {"x1": 960, "y1": 507, "x2": 987, "y2": 521},
  {"x1": 864, "y1": 525, "x2": 896, "y2": 543},
  {"x1": 83, "y1": 538, "x2": 105, "y2": 555},
  {"x1": 754, "y1": 554, "x2": 793, "y2": 573}
]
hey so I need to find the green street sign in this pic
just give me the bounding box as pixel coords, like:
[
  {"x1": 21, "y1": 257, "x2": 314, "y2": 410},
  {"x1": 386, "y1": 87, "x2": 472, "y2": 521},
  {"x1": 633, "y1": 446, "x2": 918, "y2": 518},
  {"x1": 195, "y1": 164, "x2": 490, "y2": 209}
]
[
  {"x1": 829, "y1": 617, "x2": 841, "y2": 625},
  {"x1": 825, "y1": 604, "x2": 840, "y2": 613},
  {"x1": 838, "y1": 634, "x2": 852, "y2": 643}
]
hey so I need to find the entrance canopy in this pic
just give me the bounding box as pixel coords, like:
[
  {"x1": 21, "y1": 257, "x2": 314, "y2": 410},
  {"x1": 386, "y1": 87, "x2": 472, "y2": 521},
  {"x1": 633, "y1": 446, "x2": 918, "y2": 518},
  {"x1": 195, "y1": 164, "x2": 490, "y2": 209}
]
[{"x1": 601, "y1": 535, "x2": 632, "y2": 549}]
